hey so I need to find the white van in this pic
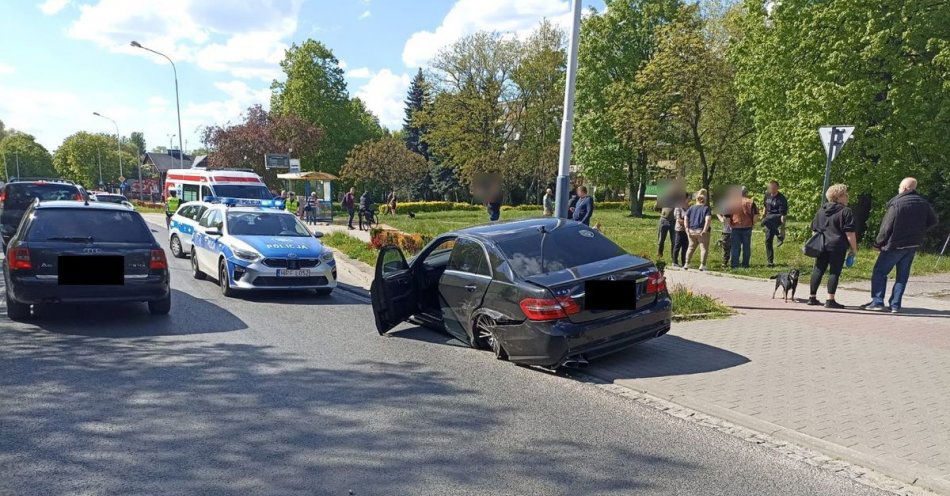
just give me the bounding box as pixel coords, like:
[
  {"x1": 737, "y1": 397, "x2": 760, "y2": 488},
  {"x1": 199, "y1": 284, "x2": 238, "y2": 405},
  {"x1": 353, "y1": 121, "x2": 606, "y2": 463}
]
[{"x1": 164, "y1": 168, "x2": 272, "y2": 203}]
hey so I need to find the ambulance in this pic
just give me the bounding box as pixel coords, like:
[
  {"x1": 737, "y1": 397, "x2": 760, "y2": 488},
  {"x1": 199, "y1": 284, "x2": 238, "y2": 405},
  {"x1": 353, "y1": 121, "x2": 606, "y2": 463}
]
[{"x1": 163, "y1": 168, "x2": 272, "y2": 203}]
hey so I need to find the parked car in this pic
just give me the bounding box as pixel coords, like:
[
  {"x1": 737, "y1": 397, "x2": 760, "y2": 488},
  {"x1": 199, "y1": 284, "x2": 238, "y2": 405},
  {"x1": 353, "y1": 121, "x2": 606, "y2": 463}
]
[
  {"x1": 1, "y1": 179, "x2": 85, "y2": 249},
  {"x1": 3, "y1": 200, "x2": 171, "y2": 320},
  {"x1": 189, "y1": 199, "x2": 336, "y2": 297},
  {"x1": 370, "y1": 217, "x2": 672, "y2": 368},
  {"x1": 167, "y1": 200, "x2": 212, "y2": 258},
  {"x1": 90, "y1": 191, "x2": 133, "y2": 209}
]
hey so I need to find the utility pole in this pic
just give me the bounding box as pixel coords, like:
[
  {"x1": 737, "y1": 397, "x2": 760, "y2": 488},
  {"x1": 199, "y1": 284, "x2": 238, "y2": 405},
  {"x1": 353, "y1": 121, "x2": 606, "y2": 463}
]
[
  {"x1": 15, "y1": 151, "x2": 20, "y2": 178},
  {"x1": 96, "y1": 145, "x2": 103, "y2": 187},
  {"x1": 554, "y1": 0, "x2": 583, "y2": 219}
]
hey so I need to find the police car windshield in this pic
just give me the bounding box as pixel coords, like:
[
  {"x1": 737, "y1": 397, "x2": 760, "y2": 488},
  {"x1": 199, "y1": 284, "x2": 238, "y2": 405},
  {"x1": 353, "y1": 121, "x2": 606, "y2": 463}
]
[
  {"x1": 211, "y1": 185, "x2": 272, "y2": 200},
  {"x1": 227, "y1": 212, "x2": 310, "y2": 237}
]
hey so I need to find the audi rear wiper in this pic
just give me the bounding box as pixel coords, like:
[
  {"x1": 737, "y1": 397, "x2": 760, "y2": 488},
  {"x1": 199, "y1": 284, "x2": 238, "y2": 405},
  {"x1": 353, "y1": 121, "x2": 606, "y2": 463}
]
[{"x1": 46, "y1": 236, "x2": 94, "y2": 243}]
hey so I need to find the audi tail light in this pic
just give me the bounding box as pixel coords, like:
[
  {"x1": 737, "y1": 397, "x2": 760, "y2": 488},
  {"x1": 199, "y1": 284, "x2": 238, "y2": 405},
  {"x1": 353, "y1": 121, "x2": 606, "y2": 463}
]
[
  {"x1": 7, "y1": 246, "x2": 32, "y2": 270},
  {"x1": 149, "y1": 249, "x2": 168, "y2": 270}
]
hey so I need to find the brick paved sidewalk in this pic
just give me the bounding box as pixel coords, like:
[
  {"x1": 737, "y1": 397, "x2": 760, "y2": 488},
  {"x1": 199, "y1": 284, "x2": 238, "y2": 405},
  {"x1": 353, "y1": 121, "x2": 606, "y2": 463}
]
[{"x1": 588, "y1": 268, "x2": 950, "y2": 494}]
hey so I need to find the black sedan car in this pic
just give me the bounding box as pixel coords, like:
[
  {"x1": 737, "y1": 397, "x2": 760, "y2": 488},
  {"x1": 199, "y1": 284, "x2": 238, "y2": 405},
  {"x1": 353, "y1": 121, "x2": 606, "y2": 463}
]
[
  {"x1": 371, "y1": 218, "x2": 672, "y2": 368},
  {"x1": 1, "y1": 179, "x2": 85, "y2": 249},
  {"x1": 3, "y1": 200, "x2": 170, "y2": 321}
]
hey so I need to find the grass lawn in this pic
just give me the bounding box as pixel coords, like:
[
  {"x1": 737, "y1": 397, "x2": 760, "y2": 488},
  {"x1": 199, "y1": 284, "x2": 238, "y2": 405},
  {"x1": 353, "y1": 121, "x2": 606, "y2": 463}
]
[
  {"x1": 321, "y1": 232, "x2": 379, "y2": 267},
  {"x1": 134, "y1": 206, "x2": 166, "y2": 214},
  {"x1": 362, "y1": 208, "x2": 945, "y2": 282}
]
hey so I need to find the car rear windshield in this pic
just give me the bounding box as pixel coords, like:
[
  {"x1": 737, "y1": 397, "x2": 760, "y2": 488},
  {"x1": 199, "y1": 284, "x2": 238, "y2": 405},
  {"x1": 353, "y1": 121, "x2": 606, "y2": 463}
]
[
  {"x1": 494, "y1": 225, "x2": 626, "y2": 278},
  {"x1": 26, "y1": 209, "x2": 153, "y2": 243},
  {"x1": 227, "y1": 212, "x2": 310, "y2": 237},
  {"x1": 4, "y1": 183, "x2": 80, "y2": 210},
  {"x1": 211, "y1": 185, "x2": 272, "y2": 200},
  {"x1": 95, "y1": 194, "x2": 127, "y2": 204}
]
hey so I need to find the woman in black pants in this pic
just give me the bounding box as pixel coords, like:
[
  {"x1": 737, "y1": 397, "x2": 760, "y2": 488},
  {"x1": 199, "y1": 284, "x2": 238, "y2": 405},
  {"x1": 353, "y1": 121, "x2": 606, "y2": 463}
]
[{"x1": 807, "y1": 184, "x2": 859, "y2": 308}]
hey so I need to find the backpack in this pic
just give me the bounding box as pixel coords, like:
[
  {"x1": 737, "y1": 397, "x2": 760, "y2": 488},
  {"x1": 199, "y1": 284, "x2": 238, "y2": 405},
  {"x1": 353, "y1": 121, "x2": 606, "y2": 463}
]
[{"x1": 803, "y1": 212, "x2": 830, "y2": 258}]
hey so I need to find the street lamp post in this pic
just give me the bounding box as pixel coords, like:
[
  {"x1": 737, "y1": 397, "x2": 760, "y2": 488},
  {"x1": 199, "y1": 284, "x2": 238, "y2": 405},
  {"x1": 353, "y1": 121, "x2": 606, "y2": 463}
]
[
  {"x1": 93, "y1": 111, "x2": 123, "y2": 180},
  {"x1": 554, "y1": 0, "x2": 583, "y2": 219},
  {"x1": 96, "y1": 144, "x2": 103, "y2": 187},
  {"x1": 15, "y1": 151, "x2": 20, "y2": 178},
  {"x1": 131, "y1": 41, "x2": 185, "y2": 170}
]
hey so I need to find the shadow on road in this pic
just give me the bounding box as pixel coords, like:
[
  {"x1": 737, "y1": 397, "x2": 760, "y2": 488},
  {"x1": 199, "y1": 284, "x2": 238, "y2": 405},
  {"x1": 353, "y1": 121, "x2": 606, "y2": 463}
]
[
  {"x1": 0, "y1": 331, "x2": 693, "y2": 495},
  {"x1": 588, "y1": 335, "x2": 750, "y2": 380}
]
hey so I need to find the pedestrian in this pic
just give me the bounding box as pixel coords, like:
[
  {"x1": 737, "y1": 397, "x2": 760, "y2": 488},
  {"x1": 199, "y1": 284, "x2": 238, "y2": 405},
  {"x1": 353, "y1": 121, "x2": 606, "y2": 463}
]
[
  {"x1": 806, "y1": 184, "x2": 859, "y2": 308},
  {"x1": 486, "y1": 188, "x2": 502, "y2": 222},
  {"x1": 725, "y1": 186, "x2": 758, "y2": 268},
  {"x1": 684, "y1": 192, "x2": 712, "y2": 271},
  {"x1": 567, "y1": 189, "x2": 578, "y2": 218},
  {"x1": 285, "y1": 191, "x2": 299, "y2": 217},
  {"x1": 358, "y1": 191, "x2": 373, "y2": 230},
  {"x1": 572, "y1": 185, "x2": 594, "y2": 226},
  {"x1": 387, "y1": 191, "x2": 397, "y2": 216},
  {"x1": 305, "y1": 192, "x2": 318, "y2": 224},
  {"x1": 763, "y1": 180, "x2": 788, "y2": 267},
  {"x1": 672, "y1": 193, "x2": 689, "y2": 267},
  {"x1": 657, "y1": 203, "x2": 675, "y2": 259},
  {"x1": 280, "y1": 190, "x2": 287, "y2": 200},
  {"x1": 862, "y1": 177, "x2": 938, "y2": 313},
  {"x1": 343, "y1": 187, "x2": 357, "y2": 230},
  {"x1": 542, "y1": 188, "x2": 554, "y2": 216},
  {"x1": 165, "y1": 190, "x2": 180, "y2": 228}
]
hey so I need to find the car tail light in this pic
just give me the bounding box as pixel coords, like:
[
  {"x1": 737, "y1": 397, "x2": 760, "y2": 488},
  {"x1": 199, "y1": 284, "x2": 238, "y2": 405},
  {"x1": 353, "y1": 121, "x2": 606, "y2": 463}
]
[
  {"x1": 645, "y1": 271, "x2": 667, "y2": 294},
  {"x1": 520, "y1": 295, "x2": 580, "y2": 321},
  {"x1": 0, "y1": 190, "x2": 6, "y2": 202},
  {"x1": 7, "y1": 246, "x2": 32, "y2": 270},
  {"x1": 149, "y1": 249, "x2": 168, "y2": 270}
]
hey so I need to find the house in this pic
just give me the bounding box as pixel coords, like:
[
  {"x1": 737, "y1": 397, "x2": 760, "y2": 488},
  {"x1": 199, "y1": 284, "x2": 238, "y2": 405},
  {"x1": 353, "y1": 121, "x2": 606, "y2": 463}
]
[{"x1": 141, "y1": 149, "x2": 195, "y2": 174}]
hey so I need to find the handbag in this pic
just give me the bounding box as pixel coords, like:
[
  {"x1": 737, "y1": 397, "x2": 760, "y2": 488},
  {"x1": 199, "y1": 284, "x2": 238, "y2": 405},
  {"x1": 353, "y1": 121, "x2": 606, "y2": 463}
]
[{"x1": 802, "y1": 211, "x2": 830, "y2": 258}]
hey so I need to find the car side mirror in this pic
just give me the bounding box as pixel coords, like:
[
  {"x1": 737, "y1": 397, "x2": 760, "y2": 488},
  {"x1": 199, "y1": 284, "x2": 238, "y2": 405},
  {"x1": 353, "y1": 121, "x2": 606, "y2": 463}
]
[
  {"x1": 205, "y1": 228, "x2": 222, "y2": 236},
  {"x1": 313, "y1": 231, "x2": 323, "y2": 238}
]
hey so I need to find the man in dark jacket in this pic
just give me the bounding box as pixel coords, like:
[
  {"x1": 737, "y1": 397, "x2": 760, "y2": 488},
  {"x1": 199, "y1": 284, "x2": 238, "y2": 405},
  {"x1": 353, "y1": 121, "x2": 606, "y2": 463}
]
[
  {"x1": 863, "y1": 177, "x2": 938, "y2": 313},
  {"x1": 572, "y1": 186, "x2": 594, "y2": 226},
  {"x1": 762, "y1": 180, "x2": 788, "y2": 267},
  {"x1": 342, "y1": 187, "x2": 356, "y2": 230}
]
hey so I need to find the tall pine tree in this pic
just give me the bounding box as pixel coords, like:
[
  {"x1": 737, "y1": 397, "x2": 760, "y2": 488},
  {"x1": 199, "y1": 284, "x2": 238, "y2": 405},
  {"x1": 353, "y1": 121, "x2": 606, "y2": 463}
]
[{"x1": 402, "y1": 68, "x2": 431, "y2": 161}]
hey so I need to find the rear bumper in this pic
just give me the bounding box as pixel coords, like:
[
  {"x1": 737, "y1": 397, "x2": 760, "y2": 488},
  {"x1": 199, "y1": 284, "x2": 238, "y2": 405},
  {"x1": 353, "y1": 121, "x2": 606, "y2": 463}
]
[
  {"x1": 497, "y1": 296, "x2": 673, "y2": 367},
  {"x1": 6, "y1": 272, "x2": 170, "y2": 304}
]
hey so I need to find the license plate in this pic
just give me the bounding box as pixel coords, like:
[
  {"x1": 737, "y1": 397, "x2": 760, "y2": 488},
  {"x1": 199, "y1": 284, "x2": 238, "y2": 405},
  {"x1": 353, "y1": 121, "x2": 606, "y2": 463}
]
[
  {"x1": 584, "y1": 279, "x2": 636, "y2": 310},
  {"x1": 58, "y1": 255, "x2": 124, "y2": 285},
  {"x1": 276, "y1": 269, "x2": 311, "y2": 277}
]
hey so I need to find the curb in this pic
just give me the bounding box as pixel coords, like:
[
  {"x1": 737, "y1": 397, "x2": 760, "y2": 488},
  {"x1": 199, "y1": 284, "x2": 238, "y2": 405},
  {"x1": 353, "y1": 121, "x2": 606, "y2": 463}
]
[{"x1": 595, "y1": 376, "x2": 949, "y2": 496}]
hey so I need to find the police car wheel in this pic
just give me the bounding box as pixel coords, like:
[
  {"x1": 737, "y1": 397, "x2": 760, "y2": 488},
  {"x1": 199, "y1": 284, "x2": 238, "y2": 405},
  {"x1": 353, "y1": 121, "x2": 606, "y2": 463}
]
[
  {"x1": 218, "y1": 259, "x2": 235, "y2": 297},
  {"x1": 170, "y1": 235, "x2": 185, "y2": 258},
  {"x1": 191, "y1": 248, "x2": 206, "y2": 280}
]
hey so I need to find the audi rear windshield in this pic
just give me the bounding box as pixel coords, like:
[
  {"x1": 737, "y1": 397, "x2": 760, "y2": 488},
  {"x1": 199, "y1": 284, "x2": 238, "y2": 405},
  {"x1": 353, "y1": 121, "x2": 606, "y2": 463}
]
[
  {"x1": 494, "y1": 225, "x2": 626, "y2": 278},
  {"x1": 26, "y1": 209, "x2": 153, "y2": 243},
  {"x1": 211, "y1": 185, "x2": 272, "y2": 200}
]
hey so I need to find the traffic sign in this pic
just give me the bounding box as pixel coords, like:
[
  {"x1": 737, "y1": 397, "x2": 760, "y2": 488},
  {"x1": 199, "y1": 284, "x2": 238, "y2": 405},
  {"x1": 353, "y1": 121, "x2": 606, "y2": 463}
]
[
  {"x1": 819, "y1": 125, "x2": 854, "y2": 161},
  {"x1": 264, "y1": 154, "x2": 290, "y2": 169},
  {"x1": 289, "y1": 159, "x2": 301, "y2": 173}
]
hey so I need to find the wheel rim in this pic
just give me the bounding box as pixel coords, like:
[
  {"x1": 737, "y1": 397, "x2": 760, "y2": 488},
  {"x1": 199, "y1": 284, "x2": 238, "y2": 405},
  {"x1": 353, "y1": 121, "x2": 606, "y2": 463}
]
[
  {"x1": 476, "y1": 316, "x2": 502, "y2": 357},
  {"x1": 219, "y1": 262, "x2": 228, "y2": 292},
  {"x1": 192, "y1": 251, "x2": 199, "y2": 273},
  {"x1": 171, "y1": 236, "x2": 181, "y2": 256}
]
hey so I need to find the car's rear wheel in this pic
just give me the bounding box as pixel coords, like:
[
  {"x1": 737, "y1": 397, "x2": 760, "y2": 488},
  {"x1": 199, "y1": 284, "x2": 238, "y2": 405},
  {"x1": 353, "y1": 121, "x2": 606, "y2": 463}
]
[
  {"x1": 191, "y1": 248, "x2": 206, "y2": 280},
  {"x1": 5, "y1": 290, "x2": 31, "y2": 321},
  {"x1": 170, "y1": 235, "x2": 185, "y2": 258},
  {"x1": 474, "y1": 314, "x2": 507, "y2": 360},
  {"x1": 148, "y1": 293, "x2": 171, "y2": 315},
  {"x1": 218, "y1": 259, "x2": 235, "y2": 297}
]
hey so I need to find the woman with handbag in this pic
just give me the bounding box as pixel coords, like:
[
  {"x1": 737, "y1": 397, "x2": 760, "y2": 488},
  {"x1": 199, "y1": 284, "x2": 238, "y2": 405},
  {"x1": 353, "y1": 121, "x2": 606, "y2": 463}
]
[{"x1": 806, "y1": 184, "x2": 859, "y2": 308}]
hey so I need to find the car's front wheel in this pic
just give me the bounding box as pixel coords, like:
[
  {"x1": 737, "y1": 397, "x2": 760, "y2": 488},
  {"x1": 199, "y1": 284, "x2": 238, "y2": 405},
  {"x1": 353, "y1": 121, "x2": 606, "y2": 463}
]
[
  {"x1": 218, "y1": 259, "x2": 235, "y2": 297},
  {"x1": 148, "y1": 293, "x2": 171, "y2": 315},
  {"x1": 474, "y1": 314, "x2": 507, "y2": 360},
  {"x1": 170, "y1": 234, "x2": 185, "y2": 258},
  {"x1": 191, "y1": 248, "x2": 206, "y2": 280},
  {"x1": 5, "y1": 290, "x2": 31, "y2": 321}
]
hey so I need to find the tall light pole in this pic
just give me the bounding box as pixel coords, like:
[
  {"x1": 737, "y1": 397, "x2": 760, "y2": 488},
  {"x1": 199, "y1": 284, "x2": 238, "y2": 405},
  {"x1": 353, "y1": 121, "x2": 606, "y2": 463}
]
[
  {"x1": 93, "y1": 111, "x2": 123, "y2": 180},
  {"x1": 96, "y1": 144, "x2": 103, "y2": 187},
  {"x1": 15, "y1": 151, "x2": 20, "y2": 178},
  {"x1": 554, "y1": 0, "x2": 583, "y2": 219},
  {"x1": 131, "y1": 41, "x2": 184, "y2": 170}
]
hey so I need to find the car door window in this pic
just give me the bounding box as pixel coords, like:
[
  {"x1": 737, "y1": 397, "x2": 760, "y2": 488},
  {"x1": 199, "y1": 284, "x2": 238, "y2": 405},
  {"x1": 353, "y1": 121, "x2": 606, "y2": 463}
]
[
  {"x1": 210, "y1": 211, "x2": 224, "y2": 230},
  {"x1": 447, "y1": 239, "x2": 489, "y2": 276},
  {"x1": 198, "y1": 209, "x2": 214, "y2": 228},
  {"x1": 192, "y1": 206, "x2": 207, "y2": 221},
  {"x1": 179, "y1": 205, "x2": 194, "y2": 219},
  {"x1": 380, "y1": 247, "x2": 409, "y2": 277}
]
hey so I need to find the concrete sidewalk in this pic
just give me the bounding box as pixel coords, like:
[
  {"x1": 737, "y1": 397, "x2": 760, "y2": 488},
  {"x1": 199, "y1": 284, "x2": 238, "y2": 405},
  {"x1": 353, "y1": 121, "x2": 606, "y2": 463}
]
[{"x1": 588, "y1": 268, "x2": 950, "y2": 494}]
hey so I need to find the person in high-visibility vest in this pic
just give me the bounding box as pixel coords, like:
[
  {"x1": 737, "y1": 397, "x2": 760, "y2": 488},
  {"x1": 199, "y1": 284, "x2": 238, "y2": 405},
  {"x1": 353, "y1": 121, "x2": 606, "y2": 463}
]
[
  {"x1": 165, "y1": 190, "x2": 180, "y2": 227},
  {"x1": 285, "y1": 192, "x2": 300, "y2": 217}
]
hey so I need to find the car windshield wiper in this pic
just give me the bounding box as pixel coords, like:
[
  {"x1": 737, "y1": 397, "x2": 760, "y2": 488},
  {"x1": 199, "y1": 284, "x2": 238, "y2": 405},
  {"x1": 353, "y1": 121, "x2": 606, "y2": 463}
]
[{"x1": 46, "y1": 236, "x2": 94, "y2": 243}]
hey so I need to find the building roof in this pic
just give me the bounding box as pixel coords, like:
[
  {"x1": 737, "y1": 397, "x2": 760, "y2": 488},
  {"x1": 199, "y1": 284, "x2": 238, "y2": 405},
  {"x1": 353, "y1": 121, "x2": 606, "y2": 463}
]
[{"x1": 142, "y1": 151, "x2": 195, "y2": 172}]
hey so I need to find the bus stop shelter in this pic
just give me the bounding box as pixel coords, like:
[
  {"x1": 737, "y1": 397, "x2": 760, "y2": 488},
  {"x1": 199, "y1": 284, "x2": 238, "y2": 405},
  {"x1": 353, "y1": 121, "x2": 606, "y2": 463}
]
[{"x1": 277, "y1": 171, "x2": 338, "y2": 222}]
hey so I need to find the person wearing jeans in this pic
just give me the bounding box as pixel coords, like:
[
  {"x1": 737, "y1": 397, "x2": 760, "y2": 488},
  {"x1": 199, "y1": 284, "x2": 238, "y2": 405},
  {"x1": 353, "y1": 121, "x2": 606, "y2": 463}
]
[
  {"x1": 863, "y1": 177, "x2": 938, "y2": 313},
  {"x1": 657, "y1": 206, "x2": 675, "y2": 259},
  {"x1": 672, "y1": 193, "x2": 689, "y2": 267},
  {"x1": 725, "y1": 186, "x2": 758, "y2": 268}
]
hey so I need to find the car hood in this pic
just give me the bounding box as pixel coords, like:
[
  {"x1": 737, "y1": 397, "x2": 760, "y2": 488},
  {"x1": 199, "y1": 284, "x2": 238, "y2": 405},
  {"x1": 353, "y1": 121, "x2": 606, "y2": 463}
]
[{"x1": 231, "y1": 235, "x2": 324, "y2": 257}]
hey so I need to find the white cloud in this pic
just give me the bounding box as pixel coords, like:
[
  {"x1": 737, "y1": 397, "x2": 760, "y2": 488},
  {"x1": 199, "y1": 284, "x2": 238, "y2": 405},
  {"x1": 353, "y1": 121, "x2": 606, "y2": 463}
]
[
  {"x1": 402, "y1": 0, "x2": 572, "y2": 68},
  {"x1": 65, "y1": 0, "x2": 301, "y2": 80},
  {"x1": 346, "y1": 67, "x2": 372, "y2": 79},
  {"x1": 0, "y1": 63, "x2": 15, "y2": 75},
  {"x1": 38, "y1": 0, "x2": 70, "y2": 15},
  {"x1": 359, "y1": 10, "x2": 371, "y2": 20},
  {"x1": 354, "y1": 69, "x2": 411, "y2": 130}
]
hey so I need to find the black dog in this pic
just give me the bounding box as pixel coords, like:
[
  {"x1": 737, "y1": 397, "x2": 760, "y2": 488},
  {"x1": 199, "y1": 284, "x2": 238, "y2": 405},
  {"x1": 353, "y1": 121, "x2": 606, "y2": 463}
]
[
  {"x1": 770, "y1": 269, "x2": 800, "y2": 302},
  {"x1": 407, "y1": 211, "x2": 416, "y2": 219}
]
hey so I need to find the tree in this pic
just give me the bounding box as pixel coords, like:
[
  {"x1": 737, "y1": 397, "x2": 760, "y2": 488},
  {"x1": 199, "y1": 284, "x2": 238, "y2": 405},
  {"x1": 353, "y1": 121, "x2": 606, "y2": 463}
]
[
  {"x1": 270, "y1": 39, "x2": 384, "y2": 176},
  {"x1": 0, "y1": 133, "x2": 56, "y2": 181},
  {"x1": 52, "y1": 132, "x2": 134, "y2": 187},
  {"x1": 574, "y1": 0, "x2": 682, "y2": 217},
  {"x1": 129, "y1": 132, "x2": 147, "y2": 156},
  {"x1": 732, "y1": 0, "x2": 950, "y2": 229},
  {"x1": 201, "y1": 105, "x2": 323, "y2": 187},
  {"x1": 340, "y1": 137, "x2": 430, "y2": 196},
  {"x1": 403, "y1": 68, "x2": 432, "y2": 161}
]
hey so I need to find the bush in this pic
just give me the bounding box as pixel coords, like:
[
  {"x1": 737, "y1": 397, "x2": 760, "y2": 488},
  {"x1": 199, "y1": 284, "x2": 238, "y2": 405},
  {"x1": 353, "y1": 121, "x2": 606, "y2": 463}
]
[
  {"x1": 378, "y1": 201, "x2": 483, "y2": 215},
  {"x1": 369, "y1": 229, "x2": 431, "y2": 254}
]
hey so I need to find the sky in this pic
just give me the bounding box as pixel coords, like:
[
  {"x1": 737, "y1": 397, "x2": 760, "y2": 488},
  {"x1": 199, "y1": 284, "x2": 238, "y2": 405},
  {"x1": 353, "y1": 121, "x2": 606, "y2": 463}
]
[{"x1": 0, "y1": 0, "x2": 603, "y2": 154}]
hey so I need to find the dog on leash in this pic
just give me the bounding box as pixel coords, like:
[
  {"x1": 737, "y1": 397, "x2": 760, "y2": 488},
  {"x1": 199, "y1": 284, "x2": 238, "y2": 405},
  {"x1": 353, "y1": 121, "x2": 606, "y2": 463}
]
[{"x1": 770, "y1": 269, "x2": 800, "y2": 302}]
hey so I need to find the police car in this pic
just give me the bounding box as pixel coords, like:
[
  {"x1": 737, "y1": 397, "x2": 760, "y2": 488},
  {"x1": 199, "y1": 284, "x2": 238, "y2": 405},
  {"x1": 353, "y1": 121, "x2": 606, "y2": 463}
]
[
  {"x1": 167, "y1": 200, "x2": 213, "y2": 258},
  {"x1": 189, "y1": 198, "x2": 336, "y2": 297}
]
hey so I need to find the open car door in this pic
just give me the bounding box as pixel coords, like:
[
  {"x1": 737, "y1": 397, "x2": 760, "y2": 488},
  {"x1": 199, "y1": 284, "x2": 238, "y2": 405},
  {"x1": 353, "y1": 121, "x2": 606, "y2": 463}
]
[{"x1": 370, "y1": 246, "x2": 418, "y2": 335}]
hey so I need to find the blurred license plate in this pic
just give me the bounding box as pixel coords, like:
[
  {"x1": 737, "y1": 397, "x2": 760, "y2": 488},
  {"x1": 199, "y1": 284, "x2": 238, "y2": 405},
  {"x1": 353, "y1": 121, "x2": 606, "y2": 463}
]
[
  {"x1": 277, "y1": 269, "x2": 310, "y2": 277},
  {"x1": 584, "y1": 280, "x2": 636, "y2": 310}
]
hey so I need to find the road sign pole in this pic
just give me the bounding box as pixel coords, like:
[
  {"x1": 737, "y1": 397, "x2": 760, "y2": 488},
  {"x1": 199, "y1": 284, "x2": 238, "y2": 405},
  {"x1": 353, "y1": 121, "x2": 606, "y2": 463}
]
[
  {"x1": 555, "y1": 0, "x2": 582, "y2": 219},
  {"x1": 821, "y1": 126, "x2": 837, "y2": 206}
]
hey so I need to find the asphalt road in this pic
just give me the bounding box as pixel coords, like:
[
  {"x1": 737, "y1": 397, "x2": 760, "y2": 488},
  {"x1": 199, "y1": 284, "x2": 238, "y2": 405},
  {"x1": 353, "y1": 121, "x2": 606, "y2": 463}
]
[{"x1": 0, "y1": 220, "x2": 890, "y2": 496}]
